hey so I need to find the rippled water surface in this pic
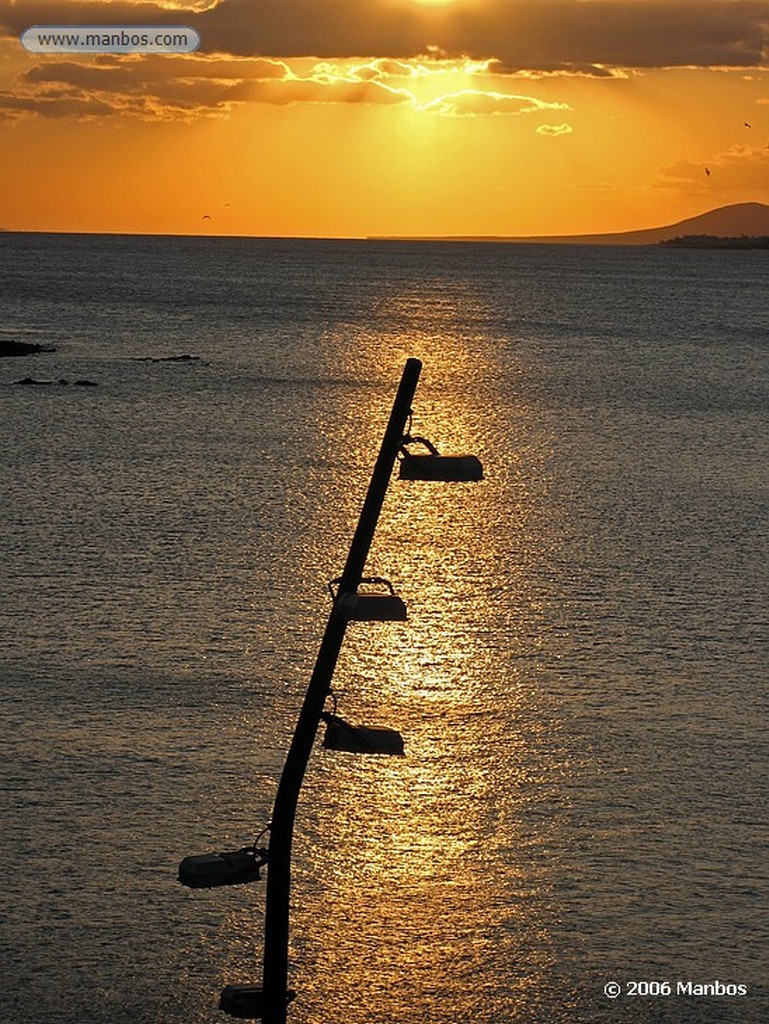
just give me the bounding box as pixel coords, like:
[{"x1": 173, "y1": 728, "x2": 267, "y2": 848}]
[{"x1": 1, "y1": 234, "x2": 767, "y2": 1023}]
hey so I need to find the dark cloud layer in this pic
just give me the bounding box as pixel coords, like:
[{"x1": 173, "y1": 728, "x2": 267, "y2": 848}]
[
  {"x1": 0, "y1": 54, "x2": 281, "y2": 119},
  {"x1": 2, "y1": 0, "x2": 767, "y2": 69},
  {"x1": 195, "y1": 0, "x2": 769, "y2": 68}
]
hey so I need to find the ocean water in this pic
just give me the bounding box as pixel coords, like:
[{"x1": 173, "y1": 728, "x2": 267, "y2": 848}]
[{"x1": 1, "y1": 233, "x2": 767, "y2": 1024}]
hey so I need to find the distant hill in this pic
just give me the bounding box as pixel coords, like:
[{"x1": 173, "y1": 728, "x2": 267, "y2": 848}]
[
  {"x1": 518, "y1": 203, "x2": 769, "y2": 245},
  {"x1": 374, "y1": 203, "x2": 769, "y2": 245}
]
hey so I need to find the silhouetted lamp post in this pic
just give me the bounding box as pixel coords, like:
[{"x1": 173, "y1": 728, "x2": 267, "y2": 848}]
[{"x1": 178, "y1": 358, "x2": 482, "y2": 1022}]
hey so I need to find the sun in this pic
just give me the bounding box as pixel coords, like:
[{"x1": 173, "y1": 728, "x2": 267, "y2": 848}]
[{"x1": 392, "y1": 0, "x2": 461, "y2": 10}]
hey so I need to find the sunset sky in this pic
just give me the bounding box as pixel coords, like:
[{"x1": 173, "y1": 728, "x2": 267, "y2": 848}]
[{"x1": 0, "y1": 0, "x2": 767, "y2": 237}]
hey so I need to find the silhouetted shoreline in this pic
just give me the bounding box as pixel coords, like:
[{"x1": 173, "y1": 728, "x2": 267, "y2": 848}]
[{"x1": 658, "y1": 234, "x2": 769, "y2": 249}]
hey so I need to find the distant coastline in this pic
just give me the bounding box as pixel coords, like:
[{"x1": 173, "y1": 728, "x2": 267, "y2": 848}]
[
  {"x1": 658, "y1": 234, "x2": 769, "y2": 249},
  {"x1": 368, "y1": 202, "x2": 769, "y2": 247}
]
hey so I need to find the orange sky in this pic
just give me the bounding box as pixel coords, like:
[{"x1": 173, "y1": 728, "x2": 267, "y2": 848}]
[{"x1": 0, "y1": 0, "x2": 767, "y2": 236}]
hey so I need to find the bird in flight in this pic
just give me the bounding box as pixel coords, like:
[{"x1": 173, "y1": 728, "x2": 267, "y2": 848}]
[
  {"x1": 705, "y1": 167, "x2": 711, "y2": 177},
  {"x1": 202, "y1": 214, "x2": 211, "y2": 220}
]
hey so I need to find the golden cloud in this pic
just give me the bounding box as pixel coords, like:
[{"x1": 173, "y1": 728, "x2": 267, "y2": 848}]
[
  {"x1": 536, "y1": 122, "x2": 574, "y2": 136},
  {"x1": 1, "y1": 50, "x2": 573, "y2": 121}
]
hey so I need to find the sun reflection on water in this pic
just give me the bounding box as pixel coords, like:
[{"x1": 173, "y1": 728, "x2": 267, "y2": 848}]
[
  {"x1": 264, "y1": 341, "x2": 569, "y2": 1023},
  {"x1": 200, "y1": 288, "x2": 581, "y2": 1022}
]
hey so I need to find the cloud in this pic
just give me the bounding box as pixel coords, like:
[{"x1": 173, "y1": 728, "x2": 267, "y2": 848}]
[
  {"x1": 21, "y1": 54, "x2": 289, "y2": 90},
  {"x1": 3, "y1": 1, "x2": 763, "y2": 123},
  {"x1": 0, "y1": 88, "x2": 117, "y2": 118},
  {"x1": 536, "y1": 123, "x2": 573, "y2": 136},
  {"x1": 195, "y1": 1, "x2": 769, "y2": 69},
  {"x1": 0, "y1": 53, "x2": 286, "y2": 120},
  {"x1": 418, "y1": 90, "x2": 570, "y2": 118},
  {"x1": 1, "y1": 49, "x2": 573, "y2": 122},
  {"x1": 1, "y1": 0, "x2": 767, "y2": 70}
]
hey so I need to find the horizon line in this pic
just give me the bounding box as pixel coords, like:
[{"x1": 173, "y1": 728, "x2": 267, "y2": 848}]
[{"x1": 1, "y1": 200, "x2": 766, "y2": 245}]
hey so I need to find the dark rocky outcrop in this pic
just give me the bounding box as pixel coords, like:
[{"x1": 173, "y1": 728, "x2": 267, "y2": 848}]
[
  {"x1": 12, "y1": 377, "x2": 97, "y2": 387},
  {"x1": 0, "y1": 340, "x2": 56, "y2": 357},
  {"x1": 132, "y1": 353, "x2": 202, "y2": 363}
]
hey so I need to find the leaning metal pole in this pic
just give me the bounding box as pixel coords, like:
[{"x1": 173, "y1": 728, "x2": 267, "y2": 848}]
[{"x1": 261, "y1": 358, "x2": 423, "y2": 1024}]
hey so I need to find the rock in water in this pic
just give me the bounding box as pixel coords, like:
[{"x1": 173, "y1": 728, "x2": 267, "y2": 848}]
[{"x1": 0, "y1": 340, "x2": 56, "y2": 358}]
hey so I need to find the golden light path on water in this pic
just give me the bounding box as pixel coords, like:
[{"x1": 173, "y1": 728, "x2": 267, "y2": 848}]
[{"x1": 208, "y1": 295, "x2": 582, "y2": 1023}]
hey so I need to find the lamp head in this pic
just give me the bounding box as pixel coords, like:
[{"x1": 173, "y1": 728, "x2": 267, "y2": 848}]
[
  {"x1": 399, "y1": 435, "x2": 483, "y2": 481},
  {"x1": 321, "y1": 713, "x2": 405, "y2": 756},
  {"x1": 178, "y1": 846, "x2": 267, "y2": 888}
]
